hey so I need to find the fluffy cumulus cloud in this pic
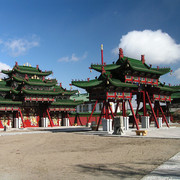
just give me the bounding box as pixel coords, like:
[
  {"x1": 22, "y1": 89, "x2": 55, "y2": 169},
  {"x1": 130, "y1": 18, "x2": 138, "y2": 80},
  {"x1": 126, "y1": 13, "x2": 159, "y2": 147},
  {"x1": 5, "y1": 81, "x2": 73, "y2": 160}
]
[
  {"x1": 113, "y1": 30, "x2": 180, "y2": 64},
  {"x1": 58, "y1": 52, "x2": 87, "y2": 62},
  {"x1": 0, "y1": 62, "x2": 11, "y2": 79},
  {"x1": 0, "y1": 36, "x2": 39, "y2": 57},
  {"x1": 174, "y1": 68, "x2": 180, "y2": 80}
]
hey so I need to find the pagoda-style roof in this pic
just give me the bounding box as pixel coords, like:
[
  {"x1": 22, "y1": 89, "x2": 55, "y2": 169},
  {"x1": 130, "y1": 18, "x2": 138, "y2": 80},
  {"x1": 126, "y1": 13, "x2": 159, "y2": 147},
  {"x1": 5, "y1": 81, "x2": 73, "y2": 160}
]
[
  {"x1": 171, "y1": 92, "x2": 180, "y2": 99},
  {"x1": 72, "y1": 47, "x2": 174, "y2": 98},
  {"x1": 51, "y1": 99, "x2": 83, "y2": 106},
  {"x1": 109, "y1": 78, "x2": 137, "y2": 88},
  {"x1": 0, "y1": 80, "x2": 11, "y2": 92},
  {"x1": 2, "y1": 64, "x2": 52, "y2": 76},
  {"x1": 72, "y1": 79, "x2": 103, "y2": 88},
  {"x1": 91, "y1": 64, "x2": 121, "y2": 72},
  {"x1": 117, "y1": 56, "x2": 171, "y2": 76},
  {"x1": 0, "y1": 96, "x2": 22, "y2": 105},
  {"x1": 10, "y1": 74, "x2": 57, "y2": 86}
]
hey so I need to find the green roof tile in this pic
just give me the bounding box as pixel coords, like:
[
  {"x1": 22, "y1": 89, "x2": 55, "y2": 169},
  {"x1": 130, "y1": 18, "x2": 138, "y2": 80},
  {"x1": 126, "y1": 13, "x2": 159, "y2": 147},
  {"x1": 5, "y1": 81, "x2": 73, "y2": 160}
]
[
  {"x1": 72, "y1": 79, "x2": 103, "y2": 88},
  {"x1": 91, "y1": 64, "x2": 120, "y2": 72}
]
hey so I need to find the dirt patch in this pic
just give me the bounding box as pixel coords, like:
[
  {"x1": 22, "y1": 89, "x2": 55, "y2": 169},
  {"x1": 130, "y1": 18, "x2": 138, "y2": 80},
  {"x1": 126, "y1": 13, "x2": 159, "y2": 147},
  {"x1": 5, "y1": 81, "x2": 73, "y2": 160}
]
[{"x1": 0, "y1": 132, "x2": 179, "y2": 180}]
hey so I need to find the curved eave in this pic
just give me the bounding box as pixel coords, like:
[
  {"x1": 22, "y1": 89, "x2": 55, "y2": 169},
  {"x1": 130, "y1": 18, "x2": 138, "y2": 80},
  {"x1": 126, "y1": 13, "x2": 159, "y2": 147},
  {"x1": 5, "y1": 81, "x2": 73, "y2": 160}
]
[
  {"x1": 171, "y1": 93, "x2": 180, "y2": 99},
  {"x1": 1, "y1": 70, "x2": 12, "y2": 75},
  {"x1": 12, "y1": 75, "x2": 57, "y2": 86},
  {"x1": 0, "y1": 99, "x2": 22, "y2": 105},
  {"x1": 13, "y1": 68, "x2": 52, "y2": 76},
  {"x1": 122, "y1": 56, "x2": 170, "y2": 75},
  {"x1": 22, "y1": 89, "x2": 63, "y2": 95},
  {"x1": 158, "y1": 86, "x2": 176, "y2": 92},
  {"x1": 129, "y1": 63, "x2": 164, "y2": 75},
  {"x1": 0, "y1": 86, "x2": 11, "y2": 92},
  {"x1": 10, "y1": 89, "x2": 20, "y2": 94},
  {"x1": 72, "y1": 79, "x2": 103, "y2": 88},
  {"x1": 109, "y1": 78, "x2": 138, "y2": 88},
  {"x1": 51, "y1": 100, "x2": 83, "y2": 106},
  {"x1": 91, "y1": 64, "x2": 121, "y2": 72},
  {"x1": 24, "y1": 79, "x2": 57, "y2": 86}
]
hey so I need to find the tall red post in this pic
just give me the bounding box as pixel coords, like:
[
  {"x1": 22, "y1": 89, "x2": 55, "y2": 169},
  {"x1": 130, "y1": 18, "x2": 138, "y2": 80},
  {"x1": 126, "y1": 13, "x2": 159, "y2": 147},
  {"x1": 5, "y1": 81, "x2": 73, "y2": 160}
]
[
  {"x1": 101, "y1": 44, "x2": 106, "y2": 74},
  {"x1": 128, "y1": 100, "x2": 139, "y2": 130},
  {"x1": 142, "y1": 91, "x2": 147, "y2": 116},
  {"x1": 146, "y1": 91, "x2": 159, "y2": 128},
  {"x1": 87, "y1": 100, "x2": 98, "y2": 123},
  {"x1": 122, "y1": 100, "x2": 126, "y2": 116}
]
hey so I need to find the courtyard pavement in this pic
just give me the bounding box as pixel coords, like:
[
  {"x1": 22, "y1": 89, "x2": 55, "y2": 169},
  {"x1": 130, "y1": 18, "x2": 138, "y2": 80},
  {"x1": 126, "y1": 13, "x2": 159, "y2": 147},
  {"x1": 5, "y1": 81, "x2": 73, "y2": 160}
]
[{"x1": 0, "y1": 124, "x2": 180, "y2": 179}]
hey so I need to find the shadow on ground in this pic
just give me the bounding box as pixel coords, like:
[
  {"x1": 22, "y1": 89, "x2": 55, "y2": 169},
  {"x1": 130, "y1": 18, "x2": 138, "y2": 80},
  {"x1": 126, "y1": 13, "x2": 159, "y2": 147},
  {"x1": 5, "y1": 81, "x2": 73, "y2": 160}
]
[{"x1": 75, "y1": 161, "x2": 162, "y2": 179}]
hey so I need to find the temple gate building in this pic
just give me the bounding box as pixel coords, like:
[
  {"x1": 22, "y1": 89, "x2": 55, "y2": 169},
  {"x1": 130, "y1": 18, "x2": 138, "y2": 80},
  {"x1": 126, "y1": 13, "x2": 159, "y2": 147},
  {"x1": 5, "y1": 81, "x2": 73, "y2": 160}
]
[{"x1": 0, "y1": 62, "x2": 82, "y2": 128}]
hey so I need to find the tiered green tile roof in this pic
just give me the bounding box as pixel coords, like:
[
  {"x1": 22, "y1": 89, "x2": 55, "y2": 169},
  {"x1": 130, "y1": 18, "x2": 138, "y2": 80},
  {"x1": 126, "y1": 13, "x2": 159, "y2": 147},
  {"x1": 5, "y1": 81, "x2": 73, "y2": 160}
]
[
  {"x1": 0, "y1": 62, "x2": 82, "y2": 108},
  {"x1": 72, "y1": 48, "x2": 174, "y2": 97}
]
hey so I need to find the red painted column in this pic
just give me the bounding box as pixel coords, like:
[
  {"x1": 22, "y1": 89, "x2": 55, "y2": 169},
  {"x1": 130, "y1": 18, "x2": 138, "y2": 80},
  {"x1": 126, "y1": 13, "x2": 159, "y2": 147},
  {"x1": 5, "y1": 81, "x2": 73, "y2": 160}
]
[
  {"x1": 122, "y1": 100, "x2": 126, "y2": 116},
  {"x1": 146, "y1": 91, "x2": 159, "y2": 128},
  {"x1": 159, "y1": 103, "x2": 169, "y2": 128},
  {"x1": 87, "y1": 100, "x2": 98, "y2": 123},
  {"x1": 96, "y1": 101, "x2": 105, "y2": 131},
  {"x1": 105, "y1": 102, "x2": 110, "y2": 119},
  {"x1": 114, "y1": 101, "x2": 119, "y2": 116},
  {"x1": 18, "y1": 108, "x2": 25, "y2": 128},
  {"x1": 128, "y1": 100, "x2": 139, "y2": 130},
  {"x1": 143, "y1": 91, "x2": 146, "y2": 116}
]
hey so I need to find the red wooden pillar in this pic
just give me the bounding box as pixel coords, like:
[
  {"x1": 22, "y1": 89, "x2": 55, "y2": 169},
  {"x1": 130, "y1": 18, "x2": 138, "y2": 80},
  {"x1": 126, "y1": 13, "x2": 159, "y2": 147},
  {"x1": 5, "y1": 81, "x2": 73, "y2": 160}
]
[
  {"x1": 66, "y1": 113, "x2": 72, "y2": 126},
  {"x1": 46, "y1": 109, "x2": 54, "y2": 127},
  {"x1": 105, "y1": 101, "x2": 110, "y2": 119},
  {"x1": 18, "y1": 108, "x2": 25, "y2": 128},
  {"x1": 158, "y1": 102, "x2": 169, "y2": 128},
  {"x1": 87, "y1": 100, "x2": 98, "y2": 123},
  {"x1": 128, "y1": 100, "x2": 139, "y2": 130},
  {"x1": 122, "y1": 100, "x2": 126, "y2": 116},
  {"x1": 146, "y1": 91, "x2": 159, "y2": 128},
  {"x1": 114, "y1": 101, "x2": 119, "y2": 116},
  {"x1": 142, "y1": 91, "x2": 146, "y2": 116},
  {"x1": 96, "y1": 101, "x2": 105, "y2": 131}
]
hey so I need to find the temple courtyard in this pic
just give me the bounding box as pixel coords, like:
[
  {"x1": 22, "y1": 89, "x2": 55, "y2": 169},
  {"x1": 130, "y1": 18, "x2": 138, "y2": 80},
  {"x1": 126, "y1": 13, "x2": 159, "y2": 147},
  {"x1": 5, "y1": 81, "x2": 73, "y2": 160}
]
[{"x1": 0, "y1": 126, "x2": 180, "y2": 180}]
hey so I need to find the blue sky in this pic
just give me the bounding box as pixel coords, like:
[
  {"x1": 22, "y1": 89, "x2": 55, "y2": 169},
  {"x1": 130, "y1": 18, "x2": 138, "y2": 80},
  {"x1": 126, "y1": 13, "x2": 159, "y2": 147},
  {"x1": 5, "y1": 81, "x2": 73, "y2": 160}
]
[{"x1": 0, "y1": 0, "x2": 180, "y2": 92}]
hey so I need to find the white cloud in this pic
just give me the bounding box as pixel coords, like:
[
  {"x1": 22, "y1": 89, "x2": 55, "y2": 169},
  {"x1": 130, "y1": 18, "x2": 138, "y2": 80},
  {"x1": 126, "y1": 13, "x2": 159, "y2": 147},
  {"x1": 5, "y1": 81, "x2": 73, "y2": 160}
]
[
  {"x1": 113, "y1": 29, "x2": 180, "y2": 65},
  {"x1": 174, "y1": 68, "x2": 180, "y2": 80},
  {"x1": 58, "y1": 52, "x2": 87, "y2": 62},
  {"x1": 0, "y1": 36, "x2": 39, "y2": 57},
  {"x1": 0, "y1": 62, "x2": 11, "y2": 79}
]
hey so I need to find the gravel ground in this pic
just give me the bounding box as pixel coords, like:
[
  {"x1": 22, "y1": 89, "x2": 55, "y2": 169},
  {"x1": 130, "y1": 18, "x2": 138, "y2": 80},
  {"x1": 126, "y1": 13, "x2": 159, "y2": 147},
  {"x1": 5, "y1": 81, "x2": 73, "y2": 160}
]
[{"x1": 0, "y1": 130, "x2": 179, "y2": 180}]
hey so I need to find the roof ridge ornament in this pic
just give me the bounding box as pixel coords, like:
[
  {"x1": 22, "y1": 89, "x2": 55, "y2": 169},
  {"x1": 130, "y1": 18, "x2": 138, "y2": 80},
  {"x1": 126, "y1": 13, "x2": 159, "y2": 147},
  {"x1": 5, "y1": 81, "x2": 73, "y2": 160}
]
[
  {"x1": 101, "y1": 44, "x2": 106, "y2": 74},
  {"x1": 119, "y1": 48, "x2": 123, "y2": 59},
  {"x1": 141, "y1": 55, "x2": 145, "y2": 64}
]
